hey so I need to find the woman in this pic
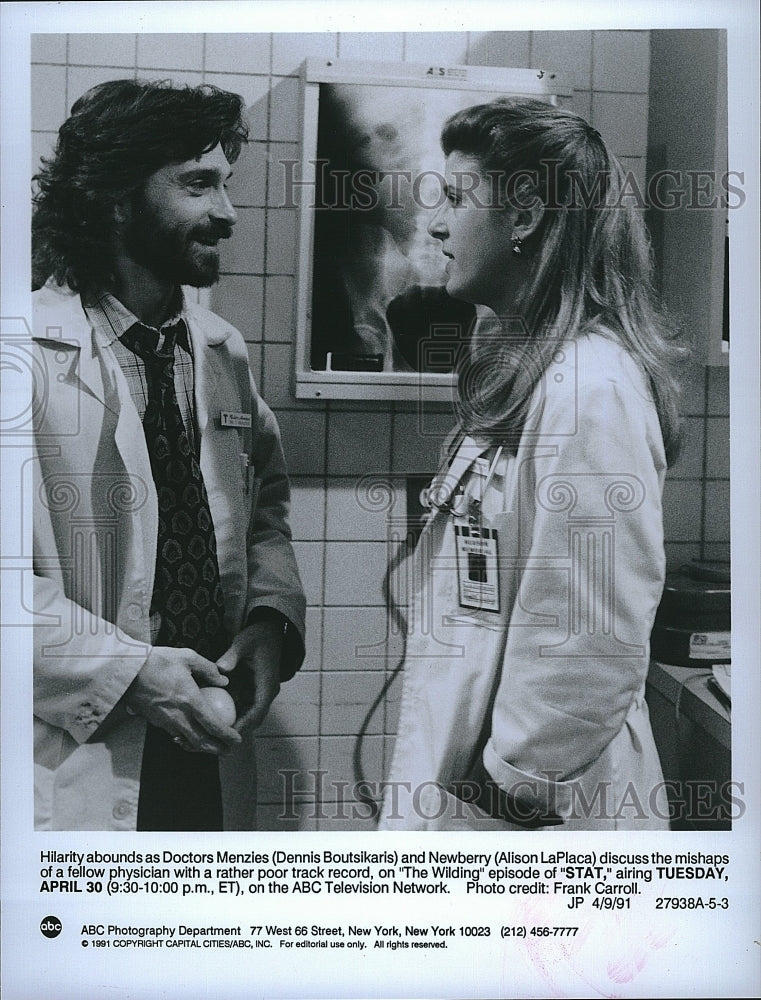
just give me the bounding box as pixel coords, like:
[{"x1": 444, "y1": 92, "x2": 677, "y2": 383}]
[{"x1": 378, "y1": 98, "x2": 686, "y2": 831}]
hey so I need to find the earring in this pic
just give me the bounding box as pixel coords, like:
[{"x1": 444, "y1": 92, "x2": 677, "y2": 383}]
[{"x1": 511, "y1": 235, "x2": 523, "y2": 256}]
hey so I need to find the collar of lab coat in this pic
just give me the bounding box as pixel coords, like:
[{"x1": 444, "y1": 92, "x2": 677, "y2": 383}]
[
  {"x1": 32, "y1": 280, "x2": 230, "y2": 435},
  {"x1": 32, "y1": 281, "x2": 244, "y2": 620}
]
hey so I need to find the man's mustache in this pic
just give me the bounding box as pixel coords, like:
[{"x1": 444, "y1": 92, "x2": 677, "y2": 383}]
[{"x1": 192, "y1": 223, "x2": 234, "y2": 243}]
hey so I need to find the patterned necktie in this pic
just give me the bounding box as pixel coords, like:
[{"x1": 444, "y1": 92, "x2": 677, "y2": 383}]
[
  {"x1": 121, "y1": 320, "x2": 228, "y2": 661},
  {"x1": 121, "y1": 320, "x2": 227, "y2": 831}
]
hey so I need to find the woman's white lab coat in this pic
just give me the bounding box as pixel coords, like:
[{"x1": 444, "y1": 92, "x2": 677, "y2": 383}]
[{"x1": 379, "y1": 332, "x2": 670, "y2": 831}]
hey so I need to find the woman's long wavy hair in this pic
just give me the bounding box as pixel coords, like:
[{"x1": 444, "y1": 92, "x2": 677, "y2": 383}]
[
  {"x1": 441, "y1": 98, "x2": 687, "y2": 464},
  {"x1": 32, "y1": 78, "x2": 249, "y2": 293}
]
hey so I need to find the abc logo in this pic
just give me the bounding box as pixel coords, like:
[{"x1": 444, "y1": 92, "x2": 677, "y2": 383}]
[{"x1": 40, "y1": 916, "x2": 62, "y2": 939}]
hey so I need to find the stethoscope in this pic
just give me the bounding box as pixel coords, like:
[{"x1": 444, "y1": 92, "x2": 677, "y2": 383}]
[
  {"x1": 354, "y1": 438, "x2": 504, "y2": 818},
  {"x1": 420, "y1": 435, "x2": 504, "y2": 529}
]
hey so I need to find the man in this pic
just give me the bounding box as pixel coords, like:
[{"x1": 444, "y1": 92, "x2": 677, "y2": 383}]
[{"x1": 31, "y1": 79, "x2": 306, "y2": 831}]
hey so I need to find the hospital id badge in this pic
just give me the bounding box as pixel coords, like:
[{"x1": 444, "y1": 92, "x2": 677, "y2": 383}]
[{"x1": 455, "y1": 524, "x2": 500, "y2": 613}]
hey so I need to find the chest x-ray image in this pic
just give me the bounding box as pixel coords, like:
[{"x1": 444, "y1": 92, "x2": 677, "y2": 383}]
[{"x1": 310, "y1": 81, "x2": 496, "y2": 374}]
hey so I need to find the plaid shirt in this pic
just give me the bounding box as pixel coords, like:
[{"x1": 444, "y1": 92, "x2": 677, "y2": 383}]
[{"x1": 83, "y1": 289, "x2": 197, "y2": 453}]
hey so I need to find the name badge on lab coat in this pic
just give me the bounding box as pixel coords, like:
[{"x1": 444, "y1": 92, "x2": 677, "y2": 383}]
[
  {"x1": 220, "y1": 411, "x2": 252, "y2": 428},
  {"x1": 455, "y1": 524, "x2": 500, "y2": 613}
]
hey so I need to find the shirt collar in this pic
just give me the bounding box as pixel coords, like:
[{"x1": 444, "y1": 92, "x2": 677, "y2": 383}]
[{"x1": 83, "y1": 288, "x2": 188, "y2": 350}]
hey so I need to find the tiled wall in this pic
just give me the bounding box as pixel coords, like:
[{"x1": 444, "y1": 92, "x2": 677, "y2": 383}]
[{"x1": 31, "y1": 30, "x2": 730, "y2": 830}]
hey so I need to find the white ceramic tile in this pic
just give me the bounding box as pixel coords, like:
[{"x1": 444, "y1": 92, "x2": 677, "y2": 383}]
[
  {"x1": 383, "y1": 734, "x2": 397, "y2": 771},
  {"x1": 265, "y1": 209, "x2": 298, "y2": 275},
  {"x1": 267, "y1": 143, "x2": 301, "y2": 209},
  {"x1": 384, "y1": 668, "x2": 405, "y2": 735},
  {"x1": 255, "y1": 736, "x2": 319, "y2": 804},
  {"x1": 67, "y1": 65, "x2": 132, "y2": 113},
  {"x1": 338, "y1": 33, "x2": 404, "y2": 63},
  {"x1": 385, "y1": 474, "x2": 410, "y2": 524},
  {"x1": 679, "y1": 361, "x2": 708, "y2": 417},
  {"x1": 326, "y1": 410, "x2": 392, "y2": 475},
  {"x1": 320, "y1": 734, "x2": 385, "y2": 791},
  {"x1": 332, "y1": 399, "x2": 406, "y2": 413},
  {"x1": 703, "y1": 480, "x2": 730, "y2": 543},
  {"x1": 226, "y1": 138, "x2": 267, "y2": 208},
  {"x1": 292, "y1": 541, "x2": 324, "y2": 606},
  {"x1": 256, "y1": 668, "x2": 320, "y2": 736},
  {"x1": 315, "y1": 802, "x2": 380, "y2": 832},
  {"x1": 209, "y1": 274, "x2": 264, "y2": 341},
  {"x1": 403, "y1": 32, "x2": 468, "y2": 67},
  {"x1": 320, "y1": 670, "x2": 387, "y2": 736},
  {"x1": 391, "y1": 410, "x2": 452, "y2": 474},
  {"x1": 325, "y1": 477, "x2": 398, "y2": 541},
  {"x1": 385, "y1": 616, "x2": 406, "y2": 668},
  {"x1": 218, "y1": 207, "x2": 266, "y2": 274},
  {"x1": 68, "y1": 33, "x2": 136, "y2": 67},
  {"x1": 707, "y1": 367, "x2": 729, "y2": 415},
  {"x1": 322, "y1": 606, "x2": 391, "y2": 670},
  {"x1": 264, "y1": 275, "x2": 296, "y2": 342},
  {"x1": 571, "y1": 90, "x2": 593, "y2": 123},
  {"x1": 137, "y1": 33, "x2": 204, "y2": 71},
  {"x1": 662, "y1": 479, "x2": 703, "y2": 544},
  {"x1": 666, "y1": 416, "x2": 704, "y2": 480},
  {"x1": 301, "y1": 606, "x2": 323, "y2": 671},
  {"x1": 271, "y1": 32, "x2": 338, "y2": 76},
  {"x1": 618, "y1": 157, "x2": 647, "y2": 200},
  {"x1": 701, "y1": 542, "x2": 730, "y2": 564},
  {"x1": 592, "y1": 30, "x2": 650, "y2": 93},
  {"x1": 269, "y1": 76, "x2": 301, "y2": 142},
  {"x1": 203, "y1": 72, "x2": 270, "y2": 142},
  {"x1": 664, "y1": 542, "x2": 701, "y2": 572},
  {"x1": 466, "y1": 31, "x2": 530, "y2": 69},
  {"x1": 31, "y1": 33, "x2": 67, "y2": 63},
  {"x1": 275, "y1": 410, "x2": 327, "y2": 475},
  {"x1": 261, "y1": 342, "x2": 296, "y2": 409},
  {"x1": 246, "y1": 342, "x2": 262, "y2": 388},
  {"x1": 531, "y1": 30, "x2": 592, "y2": 92},
  {"x1": 591, "y1": 92, "x2": 649, "y2": 159},
  {"x1": 288, "y1": 477, "x2": 326, "y2": 541},
  {"x1": 33, "y1": 65, "x2": 67, "y2": 131},
  {"x1": 255, "y1": 802, "x2": 317, "y2": 831},
  {"x1": 205, "y1": 33, "x2": 271, "y2": 75},
  {"x1": 324, "y1": 541, "x2": 389, "y2": 606}
]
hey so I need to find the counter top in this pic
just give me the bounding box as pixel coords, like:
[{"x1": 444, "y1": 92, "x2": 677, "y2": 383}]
[{"x1": 646, "y1": 660, "x2": 730, "y2": 750}]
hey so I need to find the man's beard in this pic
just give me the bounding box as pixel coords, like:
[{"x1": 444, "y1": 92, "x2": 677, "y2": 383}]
[{"x1": 123, "y1": 194, "x2": 232, "y2": 288}]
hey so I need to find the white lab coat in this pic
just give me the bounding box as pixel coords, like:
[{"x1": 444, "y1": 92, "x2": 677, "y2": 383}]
[
  {"x1": 379, "y1": 332, "x2": 669, "y2": 831},
  {"x1": 32, "y1": 282, "x2": 306, "y2": 830}
]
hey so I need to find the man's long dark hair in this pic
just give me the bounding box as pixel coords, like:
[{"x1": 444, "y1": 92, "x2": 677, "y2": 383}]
[{"x1": 32, "y1": 78, "x2": 249, "y2": 292}]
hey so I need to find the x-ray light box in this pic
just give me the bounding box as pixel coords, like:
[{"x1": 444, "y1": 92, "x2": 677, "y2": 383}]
[{"x1": 293, "y1": 58, "x2": 570, "y2": 400}]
